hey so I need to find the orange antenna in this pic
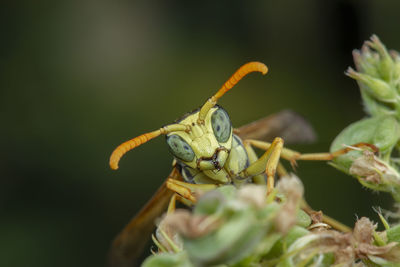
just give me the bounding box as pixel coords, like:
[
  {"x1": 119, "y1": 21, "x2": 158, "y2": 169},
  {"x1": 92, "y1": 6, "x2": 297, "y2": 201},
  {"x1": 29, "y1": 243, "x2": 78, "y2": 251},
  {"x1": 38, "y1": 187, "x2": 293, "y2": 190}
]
[
  {"x1": 110, "y1": 124, "x2": 188, "y2": 170},
  {"x1": 198, "y1": 62, "x2": 268, "y2": 123}
]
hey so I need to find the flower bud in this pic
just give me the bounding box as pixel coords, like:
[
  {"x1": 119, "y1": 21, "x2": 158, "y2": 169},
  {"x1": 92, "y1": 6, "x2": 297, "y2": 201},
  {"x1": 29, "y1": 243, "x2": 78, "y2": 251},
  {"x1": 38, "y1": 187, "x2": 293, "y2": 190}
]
[
  {"x1": 359, "y1": 89, "x2": 395, "y2": 116},
  {"x1": 346, "y1": 68, "x2": 397, "y2": 103},
  {"x1": 390, "y1": 50, "x2": 400, "y2": 85},
  {"x1": 353, "y1": 47, "x2": 379, "y2": 77},
  {"x1": 349, "y1": 35, "x2": 400, "y2": 115},
  {"x1": 367, "y1": 35, "x2": 395, "y2": 81},
  {"x1": 349, "y1": 150, "x2": 400, "y2": 200}
]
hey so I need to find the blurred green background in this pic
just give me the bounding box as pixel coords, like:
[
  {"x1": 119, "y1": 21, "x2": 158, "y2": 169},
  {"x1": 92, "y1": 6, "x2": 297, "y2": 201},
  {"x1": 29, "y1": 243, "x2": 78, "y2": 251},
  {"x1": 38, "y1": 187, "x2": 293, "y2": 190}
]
[{"x1": 1, "y1": 1, "x2": 400, "y2": 266}]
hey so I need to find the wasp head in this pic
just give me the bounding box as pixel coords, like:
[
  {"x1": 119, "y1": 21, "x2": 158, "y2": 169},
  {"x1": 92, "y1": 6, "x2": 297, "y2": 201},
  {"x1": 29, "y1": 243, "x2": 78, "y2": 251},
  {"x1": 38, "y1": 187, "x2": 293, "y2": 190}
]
[{"x1": 165, "y1": 106, "x2": 232, "y2": 172}]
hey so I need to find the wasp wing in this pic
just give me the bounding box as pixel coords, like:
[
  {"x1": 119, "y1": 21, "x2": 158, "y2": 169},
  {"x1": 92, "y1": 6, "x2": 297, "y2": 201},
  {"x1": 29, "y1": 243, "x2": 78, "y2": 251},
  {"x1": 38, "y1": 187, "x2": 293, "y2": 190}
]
[
  {"x1": 108, "y1": 167, "x2": 181, "y2": 267},
  {"x1": 234, "y1": 109, "x2": 316, "y2": 144}
]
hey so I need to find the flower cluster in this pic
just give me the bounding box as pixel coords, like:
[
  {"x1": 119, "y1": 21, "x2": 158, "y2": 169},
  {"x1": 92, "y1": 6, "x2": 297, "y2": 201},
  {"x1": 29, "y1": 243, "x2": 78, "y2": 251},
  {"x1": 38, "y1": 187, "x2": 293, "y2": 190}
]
[
  {"x1": 330, "y1": 35, "x2": 400, "y2": 202},
  {"x1": 348, "y1": 35, "x2": 400, "y2": 117},
  {"x1": 142, "y1": 176, "x2": 400, "y2": 266},
  {"x1": 139, "y1": 36, "x2": 400, "y2": 266}
]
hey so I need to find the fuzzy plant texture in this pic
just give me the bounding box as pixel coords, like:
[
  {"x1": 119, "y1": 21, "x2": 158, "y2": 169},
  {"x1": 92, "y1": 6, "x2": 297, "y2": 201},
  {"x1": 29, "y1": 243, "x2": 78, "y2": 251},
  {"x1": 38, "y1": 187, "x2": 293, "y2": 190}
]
[{"x1": 142, "y1": 36, "x2": 400, "y2": 267}]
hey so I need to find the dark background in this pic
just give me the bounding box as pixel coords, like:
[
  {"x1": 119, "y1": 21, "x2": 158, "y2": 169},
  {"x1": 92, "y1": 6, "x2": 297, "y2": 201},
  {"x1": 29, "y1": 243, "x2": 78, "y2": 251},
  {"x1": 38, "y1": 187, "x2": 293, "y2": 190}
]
[{"x1": 1, "y1": 1, "x2": 399, "y2": 266}]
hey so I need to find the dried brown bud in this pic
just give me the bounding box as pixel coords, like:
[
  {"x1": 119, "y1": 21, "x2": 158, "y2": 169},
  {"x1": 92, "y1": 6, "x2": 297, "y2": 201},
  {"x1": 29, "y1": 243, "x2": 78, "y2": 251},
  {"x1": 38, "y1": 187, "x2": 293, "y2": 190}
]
[
  {"x1": 237, "y1": 184, "x2": 266, "y2": 208},
  {"x1": 350, "y1": 150, "x2": 400, "y2": 186},
  {"x1": 310, "y1": 210, "x2": 323, "y2": 224},
  {"x1": 276, "y1": 174, "x2": 304, "y2": 200},
  {"x1": 275, "y1": 175, "x2": 304, "y2": 233},
  {"x1": 161, "y1": 209, "x2": 220, "y2": 239},
  {"x1": 353, "y1": 217, "x2": 375, "y2": 244}
]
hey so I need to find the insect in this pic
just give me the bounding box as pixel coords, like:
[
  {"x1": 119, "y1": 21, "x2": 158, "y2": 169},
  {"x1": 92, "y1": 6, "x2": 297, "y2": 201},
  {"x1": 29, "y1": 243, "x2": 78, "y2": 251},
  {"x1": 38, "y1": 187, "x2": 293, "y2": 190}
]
[{"x1": 108, "y1": 62, "x2": 376, "y2": 267}]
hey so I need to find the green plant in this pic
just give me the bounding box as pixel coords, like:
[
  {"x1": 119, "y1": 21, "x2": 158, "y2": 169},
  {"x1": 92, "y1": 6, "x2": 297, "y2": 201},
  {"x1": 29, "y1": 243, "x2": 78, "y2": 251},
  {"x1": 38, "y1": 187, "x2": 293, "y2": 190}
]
[{"x1": 142, "y1": 35, "x2": 400, "y2": 266}]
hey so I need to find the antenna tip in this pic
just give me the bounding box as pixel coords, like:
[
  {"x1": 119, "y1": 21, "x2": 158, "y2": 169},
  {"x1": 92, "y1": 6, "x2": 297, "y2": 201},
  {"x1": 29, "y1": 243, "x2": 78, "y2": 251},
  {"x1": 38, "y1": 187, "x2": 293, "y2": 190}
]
[
  {"x1": 109, "y1": 158, "x2": 120, "y2": 170},
  {"x1": 256, "y1": 62, "x2": 268, "y2": 75},
  {"x1": 262, "y1": 67, "x2": 268, "y2": 75},
  {"x1": 244, "y1": 61, "x2": 268, "y2": 75}
]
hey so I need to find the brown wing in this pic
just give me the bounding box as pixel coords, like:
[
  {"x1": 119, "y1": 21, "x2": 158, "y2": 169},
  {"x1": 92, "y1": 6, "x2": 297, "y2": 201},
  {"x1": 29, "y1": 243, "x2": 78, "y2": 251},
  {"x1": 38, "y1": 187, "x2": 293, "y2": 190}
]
[
  {"x1": 234, "y1": 109, "x2": 316, "y2": 144},
  {"x1": 108, "y1": 167, "x2": 182, "y2": 267}
]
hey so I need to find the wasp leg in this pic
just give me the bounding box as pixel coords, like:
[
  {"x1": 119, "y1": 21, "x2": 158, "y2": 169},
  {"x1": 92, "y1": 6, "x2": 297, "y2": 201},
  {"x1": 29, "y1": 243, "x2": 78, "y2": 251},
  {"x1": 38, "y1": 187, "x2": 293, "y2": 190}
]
[
  {"x1": 240, "y1": 137, "x2": 284, "y2": 194},
  {"x1": 175, "y1": 194, "x2": 194, "y2": 207},
  {"x1": 245, "y1": 139, "x2": 358, "y2": 233},
  {"x1": 166, "y1": 179, "x2": 218, "y2": 204},
  {"x1": 167, "y1": 193, "x2": 178, "y2": 213},
  {"x1": 276, "y1": 162, "x2": 288, "y2": 177},
  {"x1": 243, "y1": 140, "x2": 287, "y2": 185},
  {"x1": 246, "y1": 139, "x2": 378, "y2": 167},
  {"x1": 243, "y1": 140, "x2": 266, "y2": 185},
  {"x1": 292, "y1": 142, "x2": 378, "y2": 162},
  {"x1": 167, "y1": 192, "x2": 207, "y2": 209}
]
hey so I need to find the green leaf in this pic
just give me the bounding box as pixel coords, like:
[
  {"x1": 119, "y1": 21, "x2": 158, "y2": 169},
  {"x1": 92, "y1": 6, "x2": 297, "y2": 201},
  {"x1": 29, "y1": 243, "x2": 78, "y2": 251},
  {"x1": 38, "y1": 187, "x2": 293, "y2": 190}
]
[{"x1": 330, "y1": 115, "x2": 400, "y2": 172}]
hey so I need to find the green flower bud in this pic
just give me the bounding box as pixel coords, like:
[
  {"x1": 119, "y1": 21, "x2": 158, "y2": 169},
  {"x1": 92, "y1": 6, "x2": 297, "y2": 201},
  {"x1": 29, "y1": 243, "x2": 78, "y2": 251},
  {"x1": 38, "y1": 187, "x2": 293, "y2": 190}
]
[
  {"x1": 346, "y1": 68, "x2": 397, "y2": 103},
  {"x1": 353, "y1": 48, "x2": 379, "y2": 77},
  {"x1": 390, "y1": 50, "x2": 400, "y2": 86},
  {"x1": 367, "y1": 35, "x2": 395, "y2": 82},
  {"x1": 359, "y1": 88, "x2": 396, "y2": 116},
  {"x1": 361, "y1": 42, "x2": 380, "y2": 69},
  {"x1": 349, "y1": 35, "x2": 400, "y2": 116}
]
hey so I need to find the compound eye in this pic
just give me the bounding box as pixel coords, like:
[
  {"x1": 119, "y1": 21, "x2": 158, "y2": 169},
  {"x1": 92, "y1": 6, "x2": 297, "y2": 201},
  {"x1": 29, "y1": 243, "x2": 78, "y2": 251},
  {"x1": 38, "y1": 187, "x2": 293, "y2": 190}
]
[
  {"x1": 211, "y1": 108, "x2": 231, "y2": 143},
  {"x1": 166, "y1": 135, "x2": 195, "y2": 162}
]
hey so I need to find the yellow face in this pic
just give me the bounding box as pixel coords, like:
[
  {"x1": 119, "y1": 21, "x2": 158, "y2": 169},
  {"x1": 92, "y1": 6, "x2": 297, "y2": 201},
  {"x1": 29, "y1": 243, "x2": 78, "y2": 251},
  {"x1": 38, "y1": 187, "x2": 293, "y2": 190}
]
[{"x1": 165, "y1": 106, "x2": 233, "y2": 172}]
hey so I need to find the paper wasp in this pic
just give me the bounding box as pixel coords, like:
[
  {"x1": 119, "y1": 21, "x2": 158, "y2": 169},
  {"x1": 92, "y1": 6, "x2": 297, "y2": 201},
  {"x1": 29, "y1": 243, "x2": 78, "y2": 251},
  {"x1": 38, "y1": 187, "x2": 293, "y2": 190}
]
[{"x1": 108, "y1": 62, "x2": 376, "y2": 267}]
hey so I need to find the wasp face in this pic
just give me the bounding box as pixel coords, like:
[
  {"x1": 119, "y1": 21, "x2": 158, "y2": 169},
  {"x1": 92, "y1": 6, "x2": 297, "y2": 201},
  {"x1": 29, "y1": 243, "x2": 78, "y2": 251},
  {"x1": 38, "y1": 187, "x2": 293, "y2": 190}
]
[
  {"x1": 166, "y1": 106, "x2": 233, "y2": 172},
  {"x1": 110, "y1": 62, "x2": 267, "y2": 174}
]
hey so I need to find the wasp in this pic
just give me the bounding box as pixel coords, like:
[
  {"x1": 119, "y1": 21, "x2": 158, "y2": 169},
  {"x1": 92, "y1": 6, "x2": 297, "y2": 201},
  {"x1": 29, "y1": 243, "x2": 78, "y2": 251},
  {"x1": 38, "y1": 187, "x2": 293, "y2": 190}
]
[{"x1": 108, "y1": 62, "x2": 376, "y2": 267}]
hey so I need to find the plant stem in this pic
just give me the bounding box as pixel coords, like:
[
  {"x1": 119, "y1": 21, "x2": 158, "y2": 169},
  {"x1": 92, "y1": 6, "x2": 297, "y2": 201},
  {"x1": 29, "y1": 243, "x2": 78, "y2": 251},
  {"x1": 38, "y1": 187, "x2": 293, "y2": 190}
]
[{"x1": 301, "y1": 200, "x2": 352, "y2": 233}]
